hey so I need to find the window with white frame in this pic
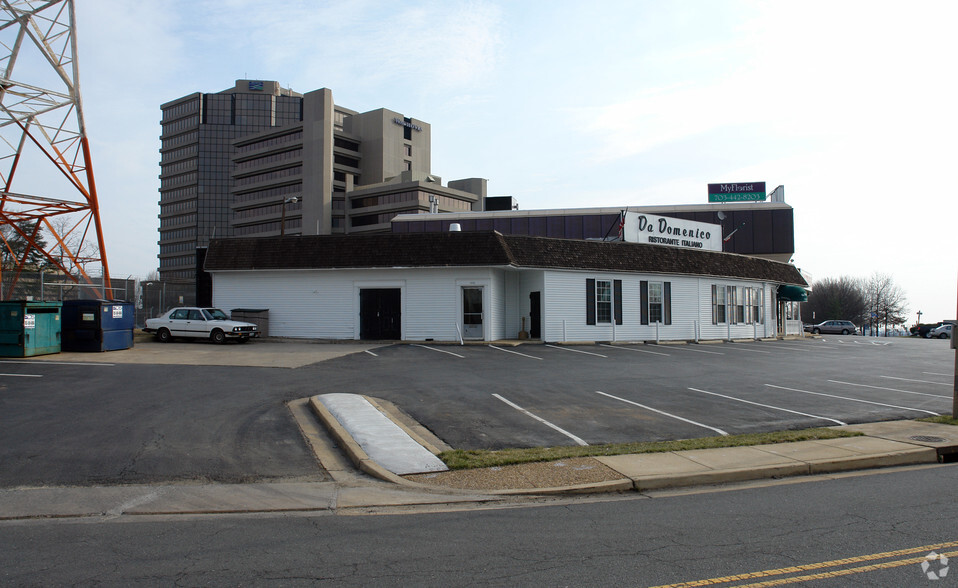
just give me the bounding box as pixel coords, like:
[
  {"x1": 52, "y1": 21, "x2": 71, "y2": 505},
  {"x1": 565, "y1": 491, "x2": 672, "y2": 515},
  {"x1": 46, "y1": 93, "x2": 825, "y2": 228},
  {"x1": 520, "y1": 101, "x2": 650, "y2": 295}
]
[
  {"x1": 712, "y1": 284, "x2": 726, "y2": 324},
  {"x1": 750, "y1": 287, "x2": 763, "y2": 323},
  {"x1": 595, "y1": 280, "x2": 612, "y2": 323},
  {"x1": 640, "y1": 280, "x2": 671, "y2": 325},
  {"x1": 587, "y1": 278, "x2": 622, "y2": 325},
  {"x1": 732, "y1": 286, "x2": 745, "y2": 324},
  {"x1": 649, "y1": 282, "x2": 663, "y2": 323}
]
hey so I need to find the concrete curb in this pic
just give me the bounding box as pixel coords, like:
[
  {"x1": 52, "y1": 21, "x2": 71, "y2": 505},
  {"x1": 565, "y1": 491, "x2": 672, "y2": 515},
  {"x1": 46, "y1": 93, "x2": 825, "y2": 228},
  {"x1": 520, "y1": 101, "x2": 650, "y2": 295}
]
[
  {"x1": 308, "y1": 395, "x2": 637, "y2": 496},
  {"x1": 612, "y1": 446, "x2": 940, "y2": 492},
  {"x1": 487, "y1": 478, "x2": 635, "y2": 496},
  {"x1": 363, "y1": 397, "x2": 451, "y2": 455},
  {"x1": 308, "y1": 396, "x2": 414, "y2": 486},
  {"x1": 631, "y1": 463, "x2": 810, "y2": 491},
  {"x1": 806, "y1": 448, "x2": 939, "y2": 474}
]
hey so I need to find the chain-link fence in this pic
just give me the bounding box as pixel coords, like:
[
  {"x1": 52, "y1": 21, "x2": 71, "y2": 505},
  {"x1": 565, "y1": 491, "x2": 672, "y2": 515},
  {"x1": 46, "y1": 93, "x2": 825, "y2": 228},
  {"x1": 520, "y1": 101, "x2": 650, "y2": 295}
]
[
  {"x1": 1, "y1": 271, "x2": 196, "y2": 327},
  {"x1": 138, "y1": 280, "x2": 196, "y2": 328}
]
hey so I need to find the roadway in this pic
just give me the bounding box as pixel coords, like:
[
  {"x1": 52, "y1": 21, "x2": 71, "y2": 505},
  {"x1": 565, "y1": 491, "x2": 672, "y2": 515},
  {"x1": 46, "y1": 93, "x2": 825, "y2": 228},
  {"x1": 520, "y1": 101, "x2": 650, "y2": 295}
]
[{"x1": 2, "y1": 461, "x2": 956, "y2": 585}]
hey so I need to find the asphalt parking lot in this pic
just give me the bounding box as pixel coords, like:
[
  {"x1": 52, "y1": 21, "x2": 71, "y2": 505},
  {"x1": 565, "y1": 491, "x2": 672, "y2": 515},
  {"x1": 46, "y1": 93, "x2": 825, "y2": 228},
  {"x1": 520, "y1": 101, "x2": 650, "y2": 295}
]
[
  {"x1": 312, "y1": 337, "x2": 955, "y2": 450},
  {"x1": 0, "y1": 335, "x2": 953, "y2": 488}
]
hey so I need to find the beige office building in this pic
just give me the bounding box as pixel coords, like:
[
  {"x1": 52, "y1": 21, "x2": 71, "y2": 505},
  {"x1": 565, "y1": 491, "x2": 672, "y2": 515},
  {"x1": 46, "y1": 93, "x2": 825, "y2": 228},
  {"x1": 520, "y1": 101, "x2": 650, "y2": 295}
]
[{"x1": 158, "y1": 80, "x2": 485, "y2": 283}]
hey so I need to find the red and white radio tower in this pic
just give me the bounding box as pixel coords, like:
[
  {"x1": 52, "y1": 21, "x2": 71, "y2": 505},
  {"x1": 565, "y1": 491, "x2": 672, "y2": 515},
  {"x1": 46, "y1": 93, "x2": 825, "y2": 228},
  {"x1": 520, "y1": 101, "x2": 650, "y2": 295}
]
[{"x1": 0, "y1": 0, "x2": 111, "y2": 299}]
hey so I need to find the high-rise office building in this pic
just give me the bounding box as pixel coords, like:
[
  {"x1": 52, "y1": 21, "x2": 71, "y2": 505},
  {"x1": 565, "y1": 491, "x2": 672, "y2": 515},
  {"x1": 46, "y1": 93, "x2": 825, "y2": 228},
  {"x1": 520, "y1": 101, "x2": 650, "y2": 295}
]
[{"x1": 158, "y1": 80, "x2": 485, "y2": 284}]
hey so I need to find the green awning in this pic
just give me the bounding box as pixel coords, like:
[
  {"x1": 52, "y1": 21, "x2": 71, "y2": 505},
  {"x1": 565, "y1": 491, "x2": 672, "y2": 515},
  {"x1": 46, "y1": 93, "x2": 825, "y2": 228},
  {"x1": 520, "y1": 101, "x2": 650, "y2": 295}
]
[{"x1": 777, "y1": 284, "x2": 808, "y2": 302}]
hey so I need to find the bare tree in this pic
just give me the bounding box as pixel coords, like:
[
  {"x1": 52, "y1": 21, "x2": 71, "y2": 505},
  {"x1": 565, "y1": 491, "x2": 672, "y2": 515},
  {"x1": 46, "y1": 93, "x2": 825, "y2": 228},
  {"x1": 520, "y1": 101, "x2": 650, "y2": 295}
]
[
  {"x1": 805, "y1": 276, "x2": 867, "y2": 325},
  {"x1": 48, "y1": 216, "x2": 99, "y2": 278},
  {"x1": 862, "y1": 272, "x2": 909, "y2": 335}
]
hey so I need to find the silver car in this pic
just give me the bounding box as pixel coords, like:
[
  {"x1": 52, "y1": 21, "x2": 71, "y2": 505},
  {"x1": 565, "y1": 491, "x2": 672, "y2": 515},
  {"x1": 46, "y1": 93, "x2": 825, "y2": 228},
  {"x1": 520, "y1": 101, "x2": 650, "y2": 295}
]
[
  {"x1": 929, "y1": 324, "x2": 953, "y2": 339},
  {"x1": 807, "y1": 320, "x2": 858, "y2": 335},
  {"x1": 144, "y1": 307, "x2": 259, "y2": 344}
]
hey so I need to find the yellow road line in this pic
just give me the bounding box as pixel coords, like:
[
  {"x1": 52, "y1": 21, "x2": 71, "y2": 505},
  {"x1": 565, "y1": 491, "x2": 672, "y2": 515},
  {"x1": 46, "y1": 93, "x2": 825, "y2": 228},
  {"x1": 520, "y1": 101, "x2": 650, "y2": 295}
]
[
  {"x1": 650, "y1": 541, "x2": 958, "y2": 587},
  {"x1": 735, "y1": 550, "x2": 958, "y2": 587}
]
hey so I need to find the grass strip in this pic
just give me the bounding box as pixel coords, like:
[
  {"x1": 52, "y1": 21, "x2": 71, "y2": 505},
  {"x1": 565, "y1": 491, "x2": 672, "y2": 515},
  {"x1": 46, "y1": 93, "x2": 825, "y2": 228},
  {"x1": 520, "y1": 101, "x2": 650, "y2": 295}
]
[
  {"x1": 918, "y1": 416, "x2": 958, "y2": 426},
  {"x1": 439, "y1": 427, "x2": 862, "y2": 470}
]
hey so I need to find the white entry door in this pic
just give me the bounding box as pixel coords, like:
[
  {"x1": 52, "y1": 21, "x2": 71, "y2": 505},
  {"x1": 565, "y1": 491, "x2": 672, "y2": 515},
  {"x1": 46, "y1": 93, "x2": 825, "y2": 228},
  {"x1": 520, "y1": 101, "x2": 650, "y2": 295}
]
[{"x1": 462, "y1": 287, "x2": 484, "y2": 339}]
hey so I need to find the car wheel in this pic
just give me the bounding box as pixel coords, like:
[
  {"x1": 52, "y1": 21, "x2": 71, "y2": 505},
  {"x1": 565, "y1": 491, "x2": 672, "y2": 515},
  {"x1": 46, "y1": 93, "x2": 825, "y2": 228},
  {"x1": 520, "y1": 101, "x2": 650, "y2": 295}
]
[
  {"x1": 841, "y1": 329, "x2": 849, "y2": 335},
  {"x1": 211, "y1": 329, "x2": 226, "y2": 344},
  {"x1": 812, "y1": 328, "x2": 820, "y2": 334},
  {"x1": 941, "y1": 333, "x2": 950, "y2": 339},
  {"x1": 157, "y1": 328, "x2": 172, "y2": 343}
]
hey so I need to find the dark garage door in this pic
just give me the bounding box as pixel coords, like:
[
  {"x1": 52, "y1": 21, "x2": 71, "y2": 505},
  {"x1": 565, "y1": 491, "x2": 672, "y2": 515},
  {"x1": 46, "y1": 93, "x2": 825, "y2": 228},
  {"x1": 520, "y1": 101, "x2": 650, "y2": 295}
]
[{"x1": 360, "y1": 288, "x2": 401, "y2": 340}]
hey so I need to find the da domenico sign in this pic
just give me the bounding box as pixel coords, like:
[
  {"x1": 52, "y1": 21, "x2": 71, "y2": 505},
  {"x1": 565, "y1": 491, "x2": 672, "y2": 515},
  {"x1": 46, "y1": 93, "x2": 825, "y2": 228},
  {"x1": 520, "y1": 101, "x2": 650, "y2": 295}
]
[{"x1": 622, "y1": 212, "x2": 722, "y2": 252}]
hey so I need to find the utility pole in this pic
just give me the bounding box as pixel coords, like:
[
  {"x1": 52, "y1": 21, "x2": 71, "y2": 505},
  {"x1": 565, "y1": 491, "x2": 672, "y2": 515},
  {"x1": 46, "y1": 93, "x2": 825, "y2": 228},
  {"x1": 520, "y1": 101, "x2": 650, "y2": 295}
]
[{"x1": 953, "y1": 272, "x2": 957, "y2": 417}]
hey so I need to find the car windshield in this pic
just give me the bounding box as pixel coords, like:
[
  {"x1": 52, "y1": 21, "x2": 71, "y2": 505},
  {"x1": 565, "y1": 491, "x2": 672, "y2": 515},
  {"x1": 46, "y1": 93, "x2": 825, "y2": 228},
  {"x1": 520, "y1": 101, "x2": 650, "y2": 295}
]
[{"x1": 203, "y1": 308, "x2": 229, "y2": 320}]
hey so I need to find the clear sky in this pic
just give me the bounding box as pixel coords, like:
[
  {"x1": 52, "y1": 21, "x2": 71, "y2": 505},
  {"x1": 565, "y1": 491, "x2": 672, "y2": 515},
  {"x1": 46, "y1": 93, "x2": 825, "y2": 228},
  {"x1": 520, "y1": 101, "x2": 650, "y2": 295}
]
[{"x1": 64, "y1": 0, "x2": 957, "y2": 322}]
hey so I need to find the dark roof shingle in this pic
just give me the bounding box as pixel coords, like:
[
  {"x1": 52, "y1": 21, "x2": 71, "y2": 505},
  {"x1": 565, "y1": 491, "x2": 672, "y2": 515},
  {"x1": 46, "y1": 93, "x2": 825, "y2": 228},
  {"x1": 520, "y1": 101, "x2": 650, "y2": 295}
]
[{"x1": 204, "y1": 231, "x2": 806, "y2": 286}]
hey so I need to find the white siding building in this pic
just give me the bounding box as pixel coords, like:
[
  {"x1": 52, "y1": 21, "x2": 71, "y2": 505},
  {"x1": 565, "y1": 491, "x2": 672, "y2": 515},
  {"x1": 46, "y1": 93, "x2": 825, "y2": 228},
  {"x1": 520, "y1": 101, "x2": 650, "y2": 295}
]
[{"x1": 205, "y1": 232, "x2": 807, "y2": 343}]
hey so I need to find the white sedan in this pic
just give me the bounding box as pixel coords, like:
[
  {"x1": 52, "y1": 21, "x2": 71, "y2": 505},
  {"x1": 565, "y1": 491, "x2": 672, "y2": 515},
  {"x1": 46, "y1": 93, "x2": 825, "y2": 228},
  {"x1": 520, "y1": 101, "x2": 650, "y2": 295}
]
[
  {"x1": 929, "y1": 324, "x2": 953, "y2": 339},
  {"x1": 144, "y1": 307, "x2": 259, "y2": 344}
]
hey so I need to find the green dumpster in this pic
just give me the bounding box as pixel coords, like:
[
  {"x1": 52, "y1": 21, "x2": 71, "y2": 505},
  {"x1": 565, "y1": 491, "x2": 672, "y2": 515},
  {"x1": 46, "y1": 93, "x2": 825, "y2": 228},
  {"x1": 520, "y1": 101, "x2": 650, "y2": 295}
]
[{"x1": 0, "y1": 301, "x2": 62, "y2": 357}]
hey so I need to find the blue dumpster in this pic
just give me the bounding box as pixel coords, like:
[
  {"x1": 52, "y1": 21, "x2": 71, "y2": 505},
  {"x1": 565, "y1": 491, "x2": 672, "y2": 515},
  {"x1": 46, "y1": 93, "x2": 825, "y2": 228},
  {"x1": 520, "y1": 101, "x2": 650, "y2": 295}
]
[
  {"x1": 0, "y1": 301, "x2": 62, "y2": 357},
  {"x1": 61, "y1": 300, "x2": 135, "y2": 352}
]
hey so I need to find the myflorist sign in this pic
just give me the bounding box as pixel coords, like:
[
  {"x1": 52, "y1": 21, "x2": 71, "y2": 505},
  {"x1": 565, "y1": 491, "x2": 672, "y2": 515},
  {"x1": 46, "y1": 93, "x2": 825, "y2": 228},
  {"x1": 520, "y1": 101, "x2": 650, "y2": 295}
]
[
  {"x1": 622, "y1": 212, "x2": 722, "y2": 252},
  {"x1": 708, "y1": 181, "x2": 766, "y2": 202}
]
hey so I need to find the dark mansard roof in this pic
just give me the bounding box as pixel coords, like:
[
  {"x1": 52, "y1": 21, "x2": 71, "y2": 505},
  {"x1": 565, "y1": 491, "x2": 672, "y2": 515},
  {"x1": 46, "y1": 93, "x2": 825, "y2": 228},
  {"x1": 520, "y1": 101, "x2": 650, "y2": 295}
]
[{"x1": 205, "y1": 231, "x2": 806, "y2": 286}]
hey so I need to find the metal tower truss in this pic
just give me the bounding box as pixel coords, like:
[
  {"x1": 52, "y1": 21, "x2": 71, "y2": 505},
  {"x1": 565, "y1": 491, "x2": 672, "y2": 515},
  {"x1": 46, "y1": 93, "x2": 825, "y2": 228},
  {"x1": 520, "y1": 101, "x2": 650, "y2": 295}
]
[{"x1": 0, "y1": 0, "x2": 111, "y2": 298}]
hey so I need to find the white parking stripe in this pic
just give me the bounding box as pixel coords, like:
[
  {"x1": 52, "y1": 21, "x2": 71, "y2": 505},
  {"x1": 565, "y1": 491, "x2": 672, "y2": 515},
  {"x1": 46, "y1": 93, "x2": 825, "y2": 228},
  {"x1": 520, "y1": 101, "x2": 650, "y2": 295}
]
[
  {"x1": 0, "y1": 360, "x2": 114, "y2": 366},
  {"x1": 599, "y1": 344, "x2": 669, "y2": 357},
  {"x1": 719, "y1": 345, "x2": 772, "y2": 354},
  {"x1": 772, "y1": 344, "x2": 824, "y2": 352},
  {"x1": 924, "y1": 372, "x2": 951, "y2": 377},
  {"x1": 487, "y1": 345, "x2": 542, "y2": 360},
  {"x1": 668, "y1": 345, "x2": 724, "y2": 355},
  {"x1": 806, "y1": 342, "x2": 844, "y2": 349},
  {"x1": 0, "y1": 373, "x2": 41, "y2": 378},
  {"x1": 764, "y1": 384, "x2": 939, "y2": 416},
  {"x1": 492, "y1": 394, "x2": 588, "y2": 446},
  {"x1": 828, "y1": 380, "x2": 950, "y2": 399},
  {"x1": 364, "y1": 350, "x2": 379, "y2": 357},
  {"x1": 411, "y1": 344, "x2": 466, "y2": 358},
  {"x1": 545, "y1": 344, "x2": 607, "y2": 358},
  {"x1": 687, "y1": 387, "x2": 846, "y2": 426},
  {"x1": 596, "y1": 390, "x2": 728, "y2": 436},
  {"x1": 879, "y1": 375, "x2": 950, "y2": 387}
]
